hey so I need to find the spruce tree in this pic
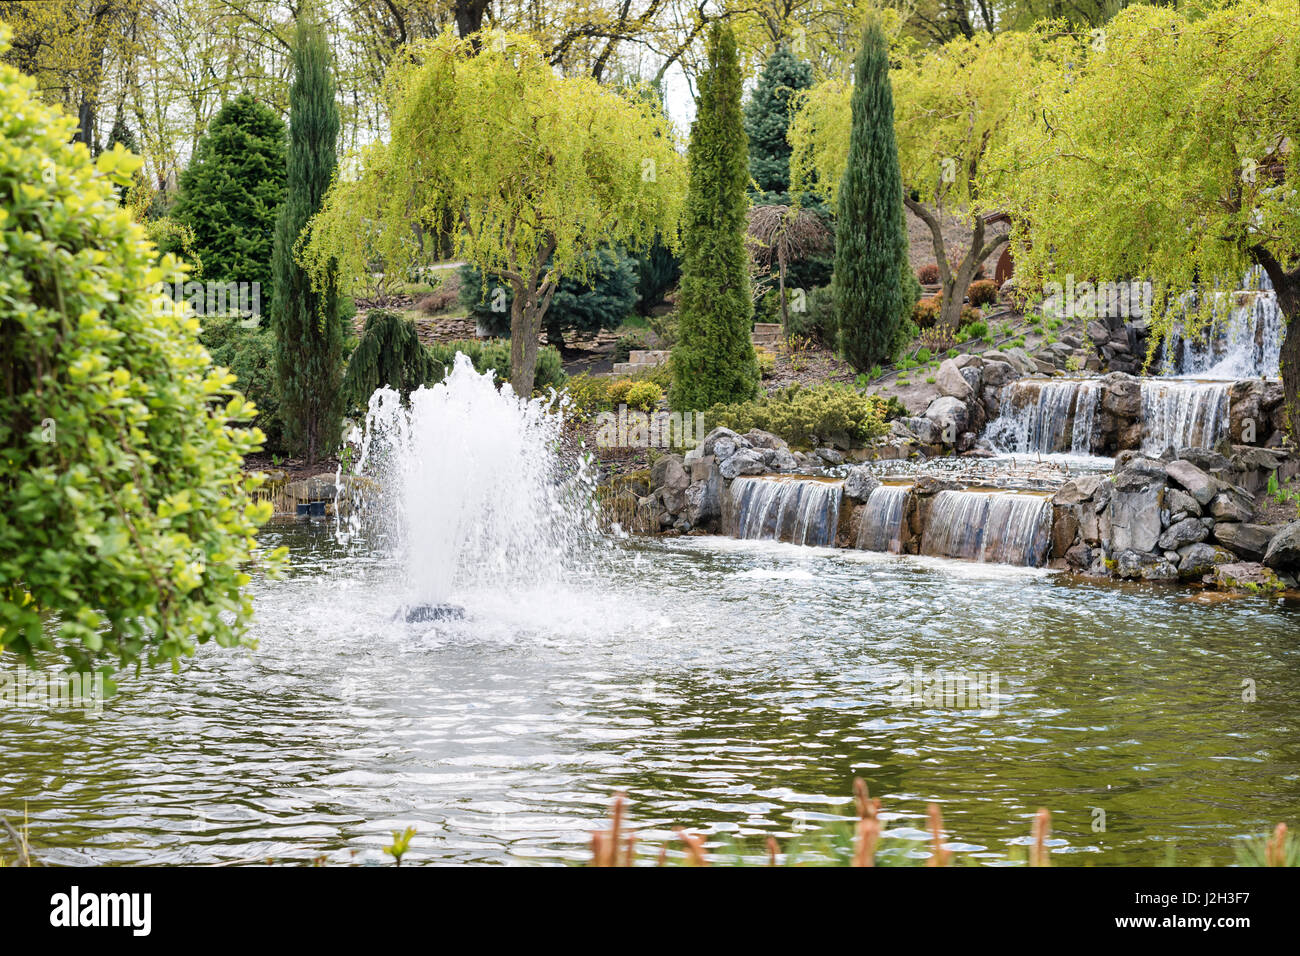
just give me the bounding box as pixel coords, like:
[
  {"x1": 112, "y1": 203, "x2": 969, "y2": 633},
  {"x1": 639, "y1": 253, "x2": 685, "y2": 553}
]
[
  {"x1": 744, "y1": 46, "x2": 813, "y2": 204},
  {"x1": 670, "y1": 24, "x2": 759, "y2": 411},
  {"x1": 173, "y1": 94, "x2": 286, "y2": 289},
  {"x1": 833, "y1": 19, "x2": 909, "y2": 372},
  {"x1": 272, "y1": 17, "x2": 343, "y2": 462}
]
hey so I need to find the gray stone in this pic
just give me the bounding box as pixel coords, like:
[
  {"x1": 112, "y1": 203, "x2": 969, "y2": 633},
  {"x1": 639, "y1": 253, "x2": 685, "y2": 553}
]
[
  {"x1": 718, "y1": 449, "x2": 766, "y2": 480},
  {"x1": 1157, "y1": 517, "x2": 1209, "y2": 551},
  {"x1": 1107, "y1": 480, "x2": 1164, "y2": 553},
  {"x1": 981, "y1": 360, "x2": 1020, "y2": 388},
  {"x1": 936, "y1": 359, "x2": 976, "y2": 402},
  {"x1": 843, "y1": 466, "x2": 881, "y2": 503},
  {"x1": 1115, "y1": 549, "x2": 1178, "y2": 581},
  {"x1": 1213, "y1": 522, "x2": 1274, "y2": 561},
  {"x1": 816, "y1": 447, "x2": 845, "y2": 466},
  {"x1": 1208, "y1": 561, "x2": 1285, "y2": 593},
  {"x1": 1263, "y1": 520, "x2": 1300, "y2": 573},
  {"x1": 1177, "y1": 542, "x2": 1233, "y2": 578},
  {"x1": 769, "y1": 449, "x2": 799, "y2": 473},
  {"x1": 1208, "y1": 489, "x2": 1254, "y2": 523},
  {"x1": 1166, "y1": 459, "x2": 1219, "y2": 506},
  {"x1": 650, "y1": 454, "x2": 689, "y2": 493},
  {"x1": 702, "y1": 426, "x2": 744, "y2": 458},
  {"x1": 743, "y1": 429, "x2": 789, "y2": 451},
  {"x1": 924, "y1": 396, "x2": 970, "y2": 444},
  {"x1": 1165, "y1": 488, "x2": 1201, "y2": 518},
  {"x1": 903, "y1": 416, "x2": 938, "y2": 444}
]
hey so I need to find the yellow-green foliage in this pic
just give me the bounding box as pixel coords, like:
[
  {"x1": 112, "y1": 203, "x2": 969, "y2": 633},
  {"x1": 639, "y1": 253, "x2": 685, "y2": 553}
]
[
  {"x1": 705, "y1": 384, "x2": 887, "y2": 448},
  {"x1": 755, "y1": 346, "x2": 776, "y2": 377},
  {"x1": 984, "y1": 1, "x2": 1300, "y2": 366},
  {"x1": 624, "y1": 381, "x2": 664, "y2": 412},
  {"x1": 301, "y1": 30, "x2": 685, "y2": 394},
  {"x1": 607, "y1": 378, "x2": 636, "y2": 406},
  {"x1": 562, "y1": 372, "x2": 612, "y2": 414},
  {"x1": 0, "y1": 23, "x2": 282, "y2": 675}
]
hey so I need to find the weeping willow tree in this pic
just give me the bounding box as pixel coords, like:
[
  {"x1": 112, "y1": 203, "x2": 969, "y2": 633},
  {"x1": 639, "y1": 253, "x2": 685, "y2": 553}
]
[
  {"x1": 341, "y1": 310, "x2": 434, "y2": 409},
  {"x1": 301, "y1": 31, "x2": 685, "y2": 396},
  {"x1": 986, "y1": 0, "x2": 1300, "y2": 430}
]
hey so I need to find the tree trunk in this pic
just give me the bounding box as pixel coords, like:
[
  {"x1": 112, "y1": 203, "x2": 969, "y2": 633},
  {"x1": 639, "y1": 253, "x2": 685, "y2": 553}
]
[
  {"x1": 1277, "y1": 280, "x2": 1300, "y2": 439},
  {"x1": 508, "y1": 293, "x2": 537, "y2": 397}
]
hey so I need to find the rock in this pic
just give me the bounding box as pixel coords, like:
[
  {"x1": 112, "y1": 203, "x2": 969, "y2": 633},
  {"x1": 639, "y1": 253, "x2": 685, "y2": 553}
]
[
  {"x1": 1003, "y1": 347, "x2": 1039, "y2": 375},
  {"x1": 1208, "y1": 489, "x2": 1254, "y2": 523},
  {"x1": 1065, "y1": 543, "x2": 1092, "y2": 570},
  {"x1": 1053, "y1": 475, "x2": 1105, "y2": 506},
  {"x1": 981, "y1": 360, "x2": 1019, "y2": 388},
  {"x1": 952, "y1": 353, "x2": 983, "y2": 370},
  {"x1": 936, "y1": 359, "x2": 976, "y2": 402},
  {"x1": 924, "y1": 396, "x2": 970, "y2": 444},
  {"x1": 1177, "y1": 542, "x2": 1233, "y2": 578},
  {"x1": 718, "y1": 448, "x2": 766, "y2": 480},
  {"x1": 1213, "y1": 522, "x2": 1274, "y2": 561},
  {"x1": 1051, "y1": 506, "x2": 1079, "y2": 559},
  {"x1": 912, "y1": 475, "x2": 961, "y2": 496},
  {"x1": 1100, "y1": 374, "x2": 1142, "y2": 418},
  {"x1": 1263, "y1": 520, "x2": 1300, "y2": 572},
  {"x1": 1107, "y1": 478, "x2": 1164, "y2": 553},
  {"x1": 1157, "y1": 517, "x2": 1209, "y2": 550},
  {"x1": 843, "y1": 466, "x2": 881, "y2": 503},
  {"x1": 649, "y1": 454, "x2": 689, "y2": 493},
  {"x1": 959, "y1": 365, "x2": 983, "y2": 394},
  {"x1": 902, "y1": 416, "x2": 937, "y2": 444},
  {"x1": 1166, "y1": 459, "x2": 1219, "y2": 506},
  {"x1": 1164, "y1": 488, "x2": 1201, "y2": 518},
  {"x1": 713, "y1": 436, "x2": 739, "y2": 460},
  {"x1": 769, "y1": 449, "x2": 799, "y2": 473},
  {"x1": 1115, "y1": 549, "x2": 1178, "y2": 581},
  {"x1": 743, "y1": 429, "x2": 789, "y2": 451},
  {"x1": 702, "y1": 426, "x2": 744, "y2": 458},
  {"x1": 1208, "y1": 561, "x2": 1285, "y2": 594},
  {"x1": 815, "y1": 447, "x2": 845, "y2": 466}
]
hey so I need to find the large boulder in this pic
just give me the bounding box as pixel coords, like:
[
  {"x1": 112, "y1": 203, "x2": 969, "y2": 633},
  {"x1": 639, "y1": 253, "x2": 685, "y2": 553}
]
[
  {"x1": 1106, "y1": 473, "x2": 1165, "y2": 554},
  {"x1": 649, "y1": 454, "x2": 689, "y2": 493},
  {"x1": 743, "y1": 428, "x2": 789, "y2": 451},
  {"x1": 1100, "y1": 373, "x2": 1142, "y2": 418},
  {"x1": 936, "y1": 358, "x2": 976, "y2": 402},
  {"x1": 1208, "y1": 488, "x2": 1254, "y2": 523},
  {"x1": 924, "y1": 396, "x2": 970, "y2": 445},
  {"x1": 1213, "y1": 522, "x2": 1275, "y2": 561},
  {"x1": 718, "y1": 448, "x2": 766, "y2": 480},
  {"x1": 1263, "y1": 520, "x2": 1300, "y2": 573},
  {"x1": 702, "y1": 426, "x2": 745, "y2": 458},
  {"x1": 1177, "y1": 542, "x2": 1234, "y2": 578},
  {"x1": 684, "y1": 473, "x2": 722, "y2": 526},
  {"x1": 842, "y1": 466, "x2": 881, "y2": 503},
  {"x1": 1115, "y1": 549, "x2": 1178, "y2": 581},
  {"x1": 1158, "y1": 517, "x2": 1209, "y2": 551},
  {"x1": 1166, "y1": 459, "x2": 1219, "y2": 506}
]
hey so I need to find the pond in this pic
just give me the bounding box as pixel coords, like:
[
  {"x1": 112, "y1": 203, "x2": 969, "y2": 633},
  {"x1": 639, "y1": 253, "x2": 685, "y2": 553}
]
[{"x1": 4, "y1": 520, "x2": 1299, "y2": 865}]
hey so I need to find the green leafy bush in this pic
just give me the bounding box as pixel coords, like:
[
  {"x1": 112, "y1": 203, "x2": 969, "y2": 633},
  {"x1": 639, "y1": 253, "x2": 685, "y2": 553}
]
[
  {"x1": 755, "y1": 346, "x2": 776, "y2": 378},
  {"x1": 0, "y1": 35, "x2": 278, "y2": 674},
  {"x1": 428, "y1": 339, "x2": 566, "y2": 394},
  {"x1": 705, "y1": 383, "x2": 888, "y2": 448},
  {"x1": 200, "y1": 316, "x2": 283, "y2": 451},
  {"x1": 782, "y1": 284, "x2": 837, "y2": 345},
  {"x1": 613, "y1": 331, "x2": 651, "y2": 363}
]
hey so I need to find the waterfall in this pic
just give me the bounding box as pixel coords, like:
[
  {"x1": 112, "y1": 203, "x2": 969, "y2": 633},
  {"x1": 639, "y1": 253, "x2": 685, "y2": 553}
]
[
  {"x1": 920, "y1": 490, "x2": 1052, "y2": 567},
  {"x1": 855, "y1": 484, "x2": 910, "y2": 553},
  {"x1": 1140, "y1": 380, "x2": 1230, "y2": 454},
  {"x1": 1161, "y1": 272, "x2": 1282, "y2": 379},
  {"x1": 985, "y1": 379, "x2": 1102, "y2": 455},
  {"x1": 728, "y1": 476, "x2": 842, "y2": 547}
]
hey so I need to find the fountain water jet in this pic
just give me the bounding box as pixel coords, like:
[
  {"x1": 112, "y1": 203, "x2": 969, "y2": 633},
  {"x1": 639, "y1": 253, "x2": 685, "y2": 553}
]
[{"x1": 337, "y1": 354, "x2": 596, "y2": 613}]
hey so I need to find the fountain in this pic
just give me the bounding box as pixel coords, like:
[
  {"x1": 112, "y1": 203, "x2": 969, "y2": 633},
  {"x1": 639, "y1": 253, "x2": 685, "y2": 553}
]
[
  {"x1": 726, "y1": 475, "x2": 842, "y2": 547},
  {"x1": 855, "y1": 484, "x2": 910, "y2": 553},
  {"x1": 919, "y1": 489, "x2": 1053, "y2": 567},
  {"x1": 337, "y1": 353, "x2": 595, "y2": 615}
]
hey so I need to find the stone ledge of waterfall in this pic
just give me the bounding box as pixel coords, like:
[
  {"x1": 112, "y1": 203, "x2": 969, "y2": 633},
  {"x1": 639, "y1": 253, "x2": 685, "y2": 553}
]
[{"x1": 395, "y1": 603, "x2": 466, "y2": 624}]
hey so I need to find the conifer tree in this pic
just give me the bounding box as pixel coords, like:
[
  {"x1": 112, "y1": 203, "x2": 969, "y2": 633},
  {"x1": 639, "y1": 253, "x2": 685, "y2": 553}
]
[
  {"x1": 833, "y1": 19, "x2": 909, "y2": 372},
  {"x1": 173, "y1": 93, "x2": 286, "y2": 289},
  {"x1": 744, "y1": 46, "x2": 813, "y2": 204},
  {"x1": 670, "y1": 24, "x2": 759, "y2": 411},
  {"x1": 271, "y1": 16, "x2": 343, "y2": 462}
]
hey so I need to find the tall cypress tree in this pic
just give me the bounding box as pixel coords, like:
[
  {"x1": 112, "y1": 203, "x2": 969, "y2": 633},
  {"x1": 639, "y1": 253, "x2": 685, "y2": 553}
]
[
  {"x1": 272, "y1": 16, "x2": 342, "y2": 463},
  {"x1": 834, "y1": 19, "x2": 909, "y2": 372},
  {"x1": 744, "y1": 46, "x2": 813, "y2": 204},
  {"x1": 670, "y1": 24, "x2": 759, "y2": 411}
]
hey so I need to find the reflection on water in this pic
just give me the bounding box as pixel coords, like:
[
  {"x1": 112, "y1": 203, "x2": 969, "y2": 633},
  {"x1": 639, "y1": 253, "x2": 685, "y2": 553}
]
[{"x1": 3, "y1": 521, "x2": 1299, "y2": 865}]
